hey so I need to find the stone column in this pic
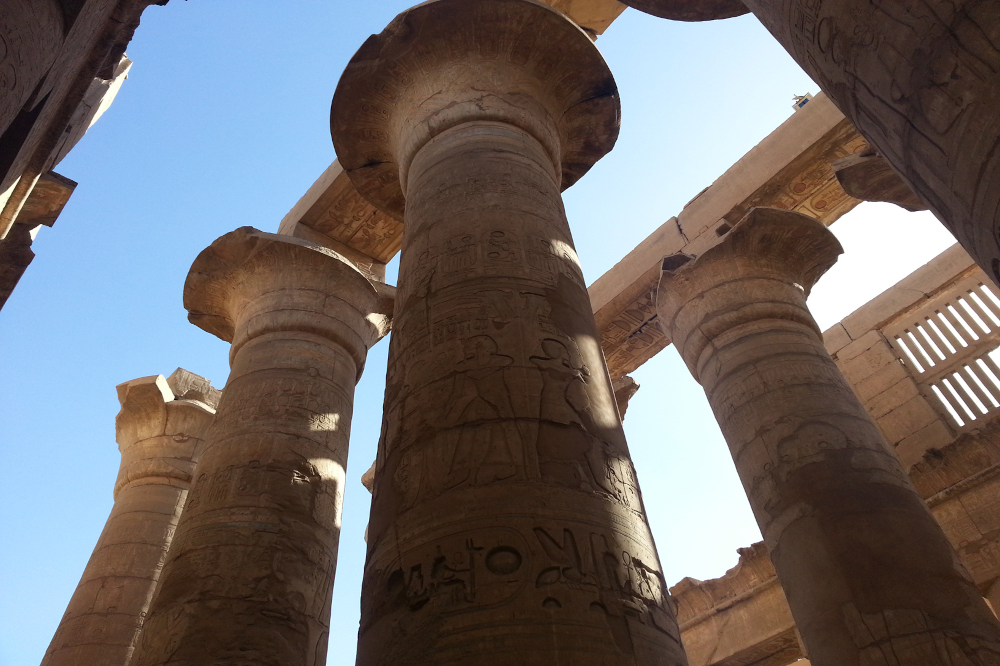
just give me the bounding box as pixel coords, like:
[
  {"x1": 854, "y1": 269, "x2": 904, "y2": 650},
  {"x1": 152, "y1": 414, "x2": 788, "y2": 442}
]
[
  {"x1": 129, "y1": 228, "x2": 390, "y2": 666},
  {"x1": 331, "y1": 1, "x2": 687, "y2": 664},
  {"x1": 41, "y1": 370, "x2": 217, "y2": 666},
  {"x1": 656, "y1": 207, "x2": 1000, "y2": 665}
]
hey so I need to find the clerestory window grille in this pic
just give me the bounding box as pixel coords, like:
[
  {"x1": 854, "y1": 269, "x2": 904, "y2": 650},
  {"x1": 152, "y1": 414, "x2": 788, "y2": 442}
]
[{"x1": 882, "y1": 273, "x2": 1000, "y2": 430}]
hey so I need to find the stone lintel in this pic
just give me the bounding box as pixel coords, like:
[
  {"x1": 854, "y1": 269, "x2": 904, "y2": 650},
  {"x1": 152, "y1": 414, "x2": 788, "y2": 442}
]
[
  {"x1": 166, "y1": 367, "x2": 221, "y2": 409},
  {"x1": 589, "y1": 93, "x2": 866, "y2": 381},
  {"x1": 277, "y1": 159, "x2": 401, "y2": 268},
  {"x1": 0, "y1": 171, "x2": 77, "y2": 310}
]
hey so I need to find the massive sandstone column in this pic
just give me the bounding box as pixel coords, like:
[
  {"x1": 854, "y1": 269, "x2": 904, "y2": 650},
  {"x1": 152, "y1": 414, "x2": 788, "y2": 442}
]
[
  {"x1": 130, "y1": 228, "x2": 390, "y2": 666},
  {"x1": 41, "y1": 370, "x2": 217, "y2": 666},
  {"x1": 656, "y1": 207, "x2": 1000, "y2": 666},
  {"x1": 620, "y1": 0, "x2": 1000, "y2": 287},
  {"x1": 331, "y1": 1, "x2": 686, "y2": 664}
]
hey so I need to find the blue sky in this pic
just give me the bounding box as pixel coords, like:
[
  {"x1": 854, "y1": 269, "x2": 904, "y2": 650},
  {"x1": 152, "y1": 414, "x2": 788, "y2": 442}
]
[{"x1": 0, "y1": 2, "x2": 957, "y2": 665}]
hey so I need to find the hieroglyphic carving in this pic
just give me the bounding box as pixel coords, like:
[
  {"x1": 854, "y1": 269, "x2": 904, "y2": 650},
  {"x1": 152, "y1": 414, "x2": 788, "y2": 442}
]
[
  {"x1": 279, "y1": 160, "x2": 402, "y2": 266},
  {"x1": 720, "y1": 118, "x2": 867, "y2": 228},
  {"x1": 331, "y1": 3, "x2": 685, "y2": 662},
  {"x1": 130, "y1": 229, "x2": 389, "y2": 666}
]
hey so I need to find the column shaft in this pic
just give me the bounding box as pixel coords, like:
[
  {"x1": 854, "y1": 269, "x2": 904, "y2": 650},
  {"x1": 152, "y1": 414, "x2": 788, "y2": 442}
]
[
  {"x1": 41, "y1": 375, "x2": 214, "y2": 666},
  {"x1": 360, "y1": 121, "x2": 682, "y2": 664},
  {"x1": 130, "y1": 229, "x2": 387, "y2": 666},
  {"x1": 657, "y1": 208, "x2": 1000, "y2": 666}
]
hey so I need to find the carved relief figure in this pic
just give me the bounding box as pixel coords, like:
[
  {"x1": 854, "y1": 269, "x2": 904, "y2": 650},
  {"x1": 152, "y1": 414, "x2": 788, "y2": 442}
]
[
  {"x1": 442, "y1": 335, "x2": 521, "y2": 486},
  {"x1": 531, "y1": 338, "x2": 619, "y2": 498}
]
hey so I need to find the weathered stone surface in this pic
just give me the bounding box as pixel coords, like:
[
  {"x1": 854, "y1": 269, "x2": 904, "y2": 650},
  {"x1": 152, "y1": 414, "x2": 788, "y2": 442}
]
[
  {"x1": 657, "y1": 207, "x2": 1000, "y2": 665},
  {"x1": 616, "y1": 0, "x2": 748, "y2": 22},
  {"x1": 739, "y1": 0, "x2": 1000, "y2": 289},
  {"x1": 332, "y1": 1, "x2": 685, "y2": 664},
  {"x1": 41, "y1": 372, "x2": 215, "y2": 666},
  {"x1": 832, "y1": 152, "x2": 927, "y2": 212},
  {"x1": 130, "y1": 228, "x2": 390, "y2": 666},
  {"x1": 674, "y1": 422, "x2": 1000, "y2": 666}
]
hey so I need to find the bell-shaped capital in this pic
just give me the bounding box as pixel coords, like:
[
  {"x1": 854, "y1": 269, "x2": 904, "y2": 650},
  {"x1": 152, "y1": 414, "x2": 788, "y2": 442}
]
[{"x1": 330, "y1": 0, "x2": 620, "y2": 219}]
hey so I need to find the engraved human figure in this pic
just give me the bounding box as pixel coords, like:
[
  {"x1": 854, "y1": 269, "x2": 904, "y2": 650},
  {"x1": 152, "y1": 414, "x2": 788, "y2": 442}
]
[
  {"x1": 442, "y1": 335, "x2": 520, "y2": 486},
  {"x1": 531, "y1": 338, "x2": 617, "y2": 497}
]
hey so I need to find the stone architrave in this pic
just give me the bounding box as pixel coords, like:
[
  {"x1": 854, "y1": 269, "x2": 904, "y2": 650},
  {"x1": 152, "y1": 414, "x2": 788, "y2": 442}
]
[
  {"x1": 129, "y1": 228, "x2": 390, "y2": 666},
  {"x1": 331, "y1": 1, "x2": 687, "y2": 664},
  {"x1": 41, "y1": 371, "x2": 217, "y2": 666},
  {"x1": 656, "y1": 207, "x2": 1000, "y2": 665}
]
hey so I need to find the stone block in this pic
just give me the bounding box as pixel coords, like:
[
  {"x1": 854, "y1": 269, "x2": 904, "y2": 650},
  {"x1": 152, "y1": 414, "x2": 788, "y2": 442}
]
[
  {"x1": 838, "y1": 337, "x2": 899, "y2": 385},
  {"x1": 876, "y1": 395, "x2": 941, "y2": 444},
  {"x1": 849, "y1": 357, "x2": 911, "y2": 403},
  {"x1": 836, "y1": 329, "x2": 885, "y2": 363},
  {"x1": 823, "y1": 322, "x2": 852, "y2": 356},
  {"x1": 896, "y1": 420, "x2": 954, "y2": 470},
  {"x1": 864, "y1": 377, "x2": 921, "y2": 421}
]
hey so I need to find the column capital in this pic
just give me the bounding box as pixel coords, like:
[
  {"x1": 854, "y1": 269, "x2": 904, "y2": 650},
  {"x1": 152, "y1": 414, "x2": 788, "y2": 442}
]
[
  {"x1": 657, "y1": 207, "x2": 842, "y2": 378},
  {"x1": 183, "y1": 227, "x2": 390, "y2": 376},
  {"x1": 330, "y1": 0, "x2": 620, "y2": 220},
  {"x1": 616, "y1": 0, "x2": 749, "y2": 21},
  {"x1": 114, "y1": 372, "x2": 216, "y2": 498}
]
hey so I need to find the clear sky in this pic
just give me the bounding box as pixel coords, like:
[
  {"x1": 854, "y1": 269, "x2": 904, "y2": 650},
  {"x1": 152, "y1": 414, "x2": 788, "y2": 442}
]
[{"x1": 0, "y1": 2, "x2": 958, "y2": 665}]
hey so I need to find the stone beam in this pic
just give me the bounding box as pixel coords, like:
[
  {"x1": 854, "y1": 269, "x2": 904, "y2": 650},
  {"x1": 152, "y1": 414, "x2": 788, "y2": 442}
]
[
  {"x1": 0, "y1": 171, "x2": 76, "y2": 310},
  {"x1": 588, "y1": 93, "x2": 868, "y2": 381},
  {"x1": 277, "y1": 160, "x2": 400, "y2": 278}
]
